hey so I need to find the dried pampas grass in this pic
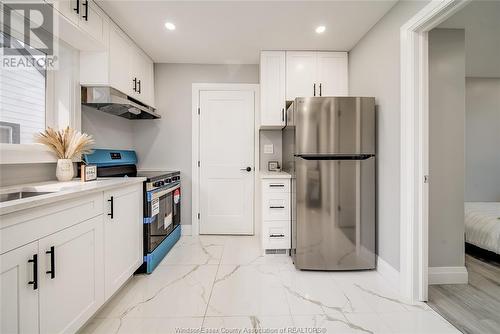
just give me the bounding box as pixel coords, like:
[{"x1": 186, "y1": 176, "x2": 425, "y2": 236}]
[{"x1": 35, "y1": 126, "x2": 94, "y2": 159}]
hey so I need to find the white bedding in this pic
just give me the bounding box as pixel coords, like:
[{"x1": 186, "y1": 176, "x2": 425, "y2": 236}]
[{"x1": 465, "y1": 202, "x2": 500, "y2": 255}]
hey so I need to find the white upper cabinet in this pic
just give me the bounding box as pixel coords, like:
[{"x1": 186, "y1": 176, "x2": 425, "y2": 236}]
[
  {"x1": 78, "y1": 0, "x2": 105, "y2": 44},
  {"x1": 285, "y1": 51, "x2": 348, "y2": 100},
  {"x1": 81, "y1": 24, "x2": 155, "y2": 107},
  {"x1": 316, "y1": 52, "x2": 348, "y2": 97},
  {"x1": 51, "y1": 0, "x2": 105, "y2": 45},
  {"x1": 109, "y1": 26, "x2": 133, "y2": 96},
  {"x1": 260, "y1": 50, "x2": 348, "y2": 128},
  {"x1": 260, "y1": 51, "x2": 286, "y2": 128},
  {"x1": 1, "y1": 241, "x2": 39, "y2": 334},
  {"x1": 286, "y1": 51, "x2": 317, "y2": 100}
]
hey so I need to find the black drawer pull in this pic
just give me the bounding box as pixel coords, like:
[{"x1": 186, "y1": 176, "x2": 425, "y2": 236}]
[
  {"x1": 269, "y1": 206, "x2": 285, "y2": 209},
  {"x1": 269, "y1": 184, "x2": 284, "y2": 187},
  {"x1": 108, "y1": 196, "x2": 114, "y2": 219},
  {"x1": 82, "y1": 0, "x2": 89, "y2": 21},
  {"x1": 46, "y1": 246, "x2": 55, "y2": 279},
  {"x1": 73, "y1": 0, "x2": 80, "y2": 14},
  {"x1": 28, "y1": 254, "x2": 38, "y2": 290},
  {"x1": 270, "y1": 234, "x2": 285, "y2": 238}
]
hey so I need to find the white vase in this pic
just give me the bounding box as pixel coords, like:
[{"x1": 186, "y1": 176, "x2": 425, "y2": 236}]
[{"x1": 56, "y1": 159, "x2": 74, "y2": 182}]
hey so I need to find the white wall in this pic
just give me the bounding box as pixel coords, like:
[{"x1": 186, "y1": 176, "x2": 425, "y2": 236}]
[
  {"x1": 133, "y1": 64, "x2": 259, "y2": 226},
  {"x1": 465, "y1": 77, "x2": 500, "y2": 202},
  {"x1": 428, "y1": 29, "x2": 466, "y2": 268},
  {"x1": 81, "y1": 105, "x2": 135, "y2": 150},
  {"x1": 259, "y1": 130, "x2": 282, "y2": 171},
  {"x1": 348, "y1": 0, "x2": 430, "y2": 270}
]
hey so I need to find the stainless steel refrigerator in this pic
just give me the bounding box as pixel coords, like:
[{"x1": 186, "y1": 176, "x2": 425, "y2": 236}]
[{"x1": 282, "y1": 97, "x2": 376, "y2": 270}]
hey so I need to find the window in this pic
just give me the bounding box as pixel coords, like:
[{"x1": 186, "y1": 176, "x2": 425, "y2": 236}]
[{"x1": 0, "y1": 32, "x2": 48, "y2": 144}]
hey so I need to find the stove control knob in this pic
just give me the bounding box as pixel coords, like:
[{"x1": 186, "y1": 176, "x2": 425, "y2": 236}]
[{"x1": 165, "y1": 178, "x2": 172, "y2": 183}]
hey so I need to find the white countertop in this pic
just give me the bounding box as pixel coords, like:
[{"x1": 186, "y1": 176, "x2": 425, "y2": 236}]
[
  {"x1": 0, "y1": 177, "x2": 146, "y2": 216},
  {"x1": 259, "y1": 171, "x2": 291, "y2": 179}
]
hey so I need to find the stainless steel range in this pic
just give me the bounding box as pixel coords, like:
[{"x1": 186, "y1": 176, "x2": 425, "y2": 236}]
[{"x1": 83, "y1": 149, "x2": 181, "y2": 274}]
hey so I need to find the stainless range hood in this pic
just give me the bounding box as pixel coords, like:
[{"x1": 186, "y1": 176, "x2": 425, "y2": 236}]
[{"x1": 81, "y1": 86, "x2": 160, "y2": 119}]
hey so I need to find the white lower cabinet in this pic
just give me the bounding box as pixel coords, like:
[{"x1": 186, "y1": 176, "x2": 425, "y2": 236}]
[
  {"x1": 0, "y1": 183, "x2": 143, "y2": 334},
  {"x1": 1, "y1": 241, "x2": 39, "y2": 334},
  {"x1": 261, "y1": 177, "x2": 291, "y2": 251},
  {"x1": 39, "y1": 216, "x2": 104, "y2": 334},
  {"x1": 103, "y1": 184, "x2": 143, "y2": 299}
]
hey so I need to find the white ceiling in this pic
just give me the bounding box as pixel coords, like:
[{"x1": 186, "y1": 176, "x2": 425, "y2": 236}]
[
  {"x1": 96, "y1": 0, "x2": 397, "y2": 64},
  {"x1": 438, "y1": 0, "x2": 500, "y2": 77}
]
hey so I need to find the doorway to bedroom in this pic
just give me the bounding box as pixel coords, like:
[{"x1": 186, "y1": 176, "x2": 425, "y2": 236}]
[{"x1": 425, "y1": 2, "x2": 500, "y2": 333}]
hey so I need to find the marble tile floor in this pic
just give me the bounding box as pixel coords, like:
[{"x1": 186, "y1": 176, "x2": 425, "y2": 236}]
[{"x1": 80, "y1": 235, "x2": 460, "y2": 334}]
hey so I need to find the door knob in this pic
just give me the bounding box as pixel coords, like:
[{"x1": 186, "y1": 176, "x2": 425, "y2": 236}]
[{"x1": 240, "y1": 167, "x2": 252, "y2": 172}]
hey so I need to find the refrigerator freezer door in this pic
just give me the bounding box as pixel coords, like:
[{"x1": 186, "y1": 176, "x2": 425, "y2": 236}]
[
  {"x1": 294, "y1": 97, "x2": 375, "y2": 155},
  {"x1": 292, "y1": 156, "x2": 376, "y2": 270}
]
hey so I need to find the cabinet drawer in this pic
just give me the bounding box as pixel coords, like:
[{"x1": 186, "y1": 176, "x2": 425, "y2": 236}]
[
  {"x1": 262, "y1": 192, "x2": 290, "y2": 221},
  {"x1": 262, "y1": 221, "x2": 290, "y2": 250},
  {"x1": 0, "y1": 193, "x2": 103, "y2": 254},
  {"x1": 262, "y1": 179, "x2": 290, "y2": 193}
]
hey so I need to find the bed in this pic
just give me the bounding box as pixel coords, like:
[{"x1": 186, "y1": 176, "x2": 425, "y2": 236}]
[{"x1": 465, "y1": 202, "x2": 500, "y2": 255}]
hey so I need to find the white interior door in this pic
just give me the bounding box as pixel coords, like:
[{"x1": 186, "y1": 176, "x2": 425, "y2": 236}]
[{"x1": 199, "y1": 90, "x2": 255, "y2": 235}]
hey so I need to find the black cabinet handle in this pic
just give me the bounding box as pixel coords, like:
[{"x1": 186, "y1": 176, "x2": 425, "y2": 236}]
[
  {"x1": 73, "y1": 0, "x2": 80, "y2": 14},
  {"x1": 137, "y1": 79, "x2": 141, "y2": 94},
  {"x1": 281, "y1": 108, "x2": 285, "y2": 122},
  {"x1": 108, "y1": 196, "x2": 114, "y2": 219},
  {"x1": 240, "y1": 167, "x2": 252, "y2": 172},
  {"x1": 45, "y1": 246, "x2": 55, "y2": 279},
  {"x1": 319, "y1": 83, "x2": 322, "y2": 97},
  {"x1": 313, "y1": 83, "x2": 316, "y2": 96},
  {"x1": 133, "y1": 78, "x2": 137, "y2": 92},
  {"x1": 269, "y1": 184, "x2": 284, "y2": 187},
  {"x1": 270, "y1": 234, "x2": 285, "y2": 238},
  {"x1": 28, "y1": 254, "x2": 38, "y2": 290},
  {"x1": 269, "y1": 206, "x2": 285, "y2": 209},
  {"x1": 82, "y1": 0, "x2": 89, "y2": 21}
]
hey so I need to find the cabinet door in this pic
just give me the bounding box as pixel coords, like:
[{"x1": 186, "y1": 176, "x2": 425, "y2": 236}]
[
  {"x1": 103, "y1": 184, "x2": 142, "y2": 299},
  {"x1": 286, "y1": 51, "x2": 317, "y2": 100},
  {"x1": 109, "y1": 26, "x2": 132, "y2": 95},
  {"x1": 39, "y1": 216, "x2": 104, "y2": 334},
  {"x1": 260, "y1": 51, "x2": 286, "y2": 127},
  {"x1": 1, "y1": 242, "x2": 39, "y2": 334},
  {"x1": 52, "y1": 0, "x2": 80, "y2": 25},
  {"x1": 316, "y1": 52, "x2": 348, "y2": 97},
  {"x1": 79, "y1": 0, "x2": 104, "y2": 44},
  {"x1": 130, "y1": 51, "x2": 150, "y2": 104},
  {"x1": 145, "y1": 59, "x2": 155, "y2": 107}
]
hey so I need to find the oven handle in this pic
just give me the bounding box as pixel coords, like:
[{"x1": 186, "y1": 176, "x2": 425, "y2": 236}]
[{"x1": 149, "y1": 184, "x2": 180, "y2": 200}]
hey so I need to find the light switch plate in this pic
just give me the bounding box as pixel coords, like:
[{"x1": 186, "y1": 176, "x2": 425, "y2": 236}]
[{"x1": 264, "y1": 144, "x2": 274, "y2": 154}]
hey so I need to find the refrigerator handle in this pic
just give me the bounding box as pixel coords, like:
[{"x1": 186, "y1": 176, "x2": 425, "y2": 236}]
[{"x1": 295, "y1": 154, "x2": 375, "y2": 161}]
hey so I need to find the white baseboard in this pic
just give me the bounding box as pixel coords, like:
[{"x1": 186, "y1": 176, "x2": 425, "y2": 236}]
[
  {"x1": 428, "y1": 266, "x2": 468, "y2": 285},
  {"x1": 181, "y1": 224, "x2": 192, "y2": 236},
  {"x1": 376, "y1": 256, "x2": 400, "y2": 288}
]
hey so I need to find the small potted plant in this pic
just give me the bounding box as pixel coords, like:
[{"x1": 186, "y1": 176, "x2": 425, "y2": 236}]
[{"x1": 35, "y1": 127, "x2": 94, "y2": 182}]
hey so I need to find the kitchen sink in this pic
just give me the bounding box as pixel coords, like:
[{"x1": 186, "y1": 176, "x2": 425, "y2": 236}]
[{"x1": 0, "y1": 191, "x2": 54, "y2": 203}]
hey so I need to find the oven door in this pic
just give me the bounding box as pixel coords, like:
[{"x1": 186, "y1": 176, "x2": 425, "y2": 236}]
[{"x1": 145, "y1": 184, "x2": 180, "y2": 253}]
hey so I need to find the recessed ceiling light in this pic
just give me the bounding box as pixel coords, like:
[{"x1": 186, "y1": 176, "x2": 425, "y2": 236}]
[
  {"x1": 165, "y1": 22, "x2": 176, "y2": 31},
  {"x1": 315, "y1": 25, "x2": 326, "y2": 34}
]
